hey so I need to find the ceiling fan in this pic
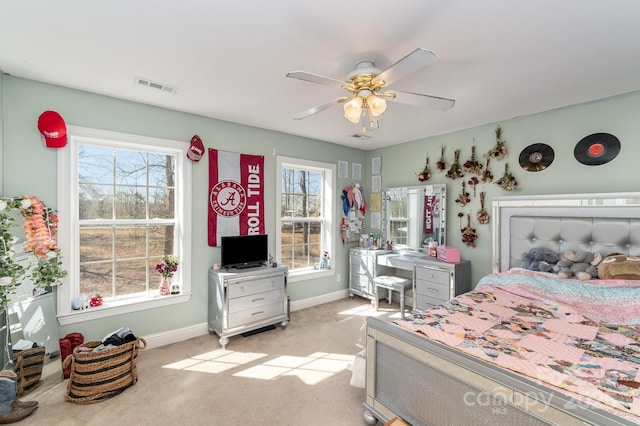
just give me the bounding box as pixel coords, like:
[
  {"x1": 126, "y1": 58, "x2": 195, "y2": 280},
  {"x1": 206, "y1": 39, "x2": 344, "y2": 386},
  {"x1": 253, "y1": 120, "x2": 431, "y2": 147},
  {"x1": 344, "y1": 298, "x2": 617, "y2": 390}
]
[{"x1": 286, "y1": 48, "x2": 455, "y2": 132}]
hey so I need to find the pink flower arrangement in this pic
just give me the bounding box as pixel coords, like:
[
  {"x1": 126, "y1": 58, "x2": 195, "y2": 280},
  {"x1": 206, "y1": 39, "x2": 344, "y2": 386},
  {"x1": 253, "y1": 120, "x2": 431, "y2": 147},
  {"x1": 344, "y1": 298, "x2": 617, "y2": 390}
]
[
  {"x1": 156, "y1": 255, "x2": 179, "y2": 278},
  {"x1": 20, "y1": 195, "x2": 60, "y2": 259}
]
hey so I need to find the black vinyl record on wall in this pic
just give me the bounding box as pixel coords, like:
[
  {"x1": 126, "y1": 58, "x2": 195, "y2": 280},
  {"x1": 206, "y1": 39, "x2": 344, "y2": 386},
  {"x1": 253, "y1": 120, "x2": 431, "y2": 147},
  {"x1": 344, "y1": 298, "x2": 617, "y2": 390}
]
[
  {"x1": 574, "y1": 133, "x2": 621, "y2": 166},
  {"x1": 519, "y1": 143, "x2": 554, "y2": 172}
]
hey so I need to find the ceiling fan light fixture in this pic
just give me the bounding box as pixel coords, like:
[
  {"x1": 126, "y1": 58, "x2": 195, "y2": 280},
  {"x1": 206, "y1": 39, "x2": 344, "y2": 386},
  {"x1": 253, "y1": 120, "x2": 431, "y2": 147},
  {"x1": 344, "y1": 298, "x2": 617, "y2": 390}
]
[
  {"x1": 287, "y1": 48, "x2": 455, "y2": 128},
  {"x1": 366, "y1": 95, "x2": 387, "y2": 118},
  {"x1": 343, "y1": 97, "x2": 363, "y2": 124}
]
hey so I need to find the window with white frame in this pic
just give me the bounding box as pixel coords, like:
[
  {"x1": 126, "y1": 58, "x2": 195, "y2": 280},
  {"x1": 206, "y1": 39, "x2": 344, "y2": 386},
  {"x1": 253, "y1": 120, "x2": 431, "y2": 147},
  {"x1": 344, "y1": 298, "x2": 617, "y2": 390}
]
[
  {"x1": 387, "y1": 193, "x2": 409, "y2": 245},
  {"x1": 276, "y1": 157, "x2": 334, "y2": 277},
  {"x1": 57, "y1": 127, "x2": 191, "y2": 324}
]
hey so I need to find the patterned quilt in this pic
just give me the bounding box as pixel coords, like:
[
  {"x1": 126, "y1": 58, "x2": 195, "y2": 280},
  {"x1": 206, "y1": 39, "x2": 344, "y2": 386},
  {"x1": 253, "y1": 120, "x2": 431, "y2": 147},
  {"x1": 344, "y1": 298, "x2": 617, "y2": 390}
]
[{"x1": 396, "y1": 268, "x2": 640, "y2": 418}]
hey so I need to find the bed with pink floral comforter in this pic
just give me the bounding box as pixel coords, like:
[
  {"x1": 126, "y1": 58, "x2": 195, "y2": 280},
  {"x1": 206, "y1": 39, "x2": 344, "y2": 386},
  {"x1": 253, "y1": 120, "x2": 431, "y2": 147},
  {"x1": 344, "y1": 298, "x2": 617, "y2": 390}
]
[{"x1": 396, "y1": 268, "x2": 640, "y2": 418}]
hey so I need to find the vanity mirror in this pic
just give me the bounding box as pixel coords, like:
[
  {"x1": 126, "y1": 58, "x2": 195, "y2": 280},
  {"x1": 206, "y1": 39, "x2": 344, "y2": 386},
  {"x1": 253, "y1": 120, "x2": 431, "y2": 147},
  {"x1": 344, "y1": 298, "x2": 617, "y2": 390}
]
[{"x1": 382, "y1": 184, "x2": 446, "y2": 249}]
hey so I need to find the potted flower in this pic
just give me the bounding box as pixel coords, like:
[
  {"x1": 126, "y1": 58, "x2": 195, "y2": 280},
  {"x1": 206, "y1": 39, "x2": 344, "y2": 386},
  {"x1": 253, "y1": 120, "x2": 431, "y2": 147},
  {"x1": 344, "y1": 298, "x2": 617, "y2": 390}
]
[{"x1": 156, "y1": 255, "x2": 179, "y2": 295}]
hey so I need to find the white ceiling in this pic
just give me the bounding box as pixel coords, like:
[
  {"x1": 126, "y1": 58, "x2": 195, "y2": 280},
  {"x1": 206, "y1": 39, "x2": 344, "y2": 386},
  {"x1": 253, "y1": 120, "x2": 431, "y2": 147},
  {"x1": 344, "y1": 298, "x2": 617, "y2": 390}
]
[{"x1": 1, "y1": 1, "x2": 640, "y2": 150}]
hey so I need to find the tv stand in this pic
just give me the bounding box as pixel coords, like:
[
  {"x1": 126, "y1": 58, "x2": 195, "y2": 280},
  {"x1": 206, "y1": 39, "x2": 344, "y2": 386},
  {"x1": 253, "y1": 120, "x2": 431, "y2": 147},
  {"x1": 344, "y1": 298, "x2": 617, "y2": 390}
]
[{"x1": 208, "y1": 265, "x2": 288, "y2": 349}]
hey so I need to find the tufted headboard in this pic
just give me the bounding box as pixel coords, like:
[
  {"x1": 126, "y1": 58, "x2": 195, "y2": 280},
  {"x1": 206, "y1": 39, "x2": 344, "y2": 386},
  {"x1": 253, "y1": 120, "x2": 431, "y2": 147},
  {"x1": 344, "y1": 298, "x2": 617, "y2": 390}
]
[{"x1": 491, "y1": 192, "x2": 640, "y2": 272}]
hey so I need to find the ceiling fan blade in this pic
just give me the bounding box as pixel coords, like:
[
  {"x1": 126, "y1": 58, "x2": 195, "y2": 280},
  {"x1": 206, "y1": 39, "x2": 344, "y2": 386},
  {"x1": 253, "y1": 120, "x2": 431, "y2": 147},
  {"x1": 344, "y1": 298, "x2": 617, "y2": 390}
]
[
  {"x1": 286, "y1": 71, "x2": 345, "y2": 88},
  {"x1": 374, "y1": 48, "x2": 439, "y2": 87},
  {"x1": 390, "y1": 90, "x2": 455, "y2": 111},
  {"x1": 292, "y1": 97, "x2": 350, "y2": 120}
]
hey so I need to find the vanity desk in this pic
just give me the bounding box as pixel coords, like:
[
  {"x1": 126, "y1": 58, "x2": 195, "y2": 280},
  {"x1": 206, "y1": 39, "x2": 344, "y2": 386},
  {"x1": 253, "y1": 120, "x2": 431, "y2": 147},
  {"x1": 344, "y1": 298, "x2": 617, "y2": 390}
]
[
  {"x1": 370, "y1": 182, "x2": 471, "y2": 310},
  {"x1": 377, "y1": 252, "x2": 472, "y2": 310},
  {"x1": 412, "y1": 257, "x2": 471, "y2": 310},
  {"x1": 349, "y1": 248, "x2": 391, "y2": 301}
]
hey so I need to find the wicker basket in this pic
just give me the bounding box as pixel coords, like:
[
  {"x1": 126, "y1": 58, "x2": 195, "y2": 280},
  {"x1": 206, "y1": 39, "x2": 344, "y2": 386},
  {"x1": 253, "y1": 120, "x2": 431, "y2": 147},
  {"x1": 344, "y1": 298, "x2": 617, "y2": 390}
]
[
  {"x1": 13, "y1": 346, "x2": 46, "y2": 396},
  {"x1": 63, "y1": 338, "x2": 146, "y2": 404}
]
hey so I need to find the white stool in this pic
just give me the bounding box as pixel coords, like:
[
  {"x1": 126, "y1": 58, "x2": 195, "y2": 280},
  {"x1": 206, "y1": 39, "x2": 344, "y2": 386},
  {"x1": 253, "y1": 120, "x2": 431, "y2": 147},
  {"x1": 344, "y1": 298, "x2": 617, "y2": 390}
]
[{"x1": 373, "y1": 276, "x2": 412, "y2": 318}]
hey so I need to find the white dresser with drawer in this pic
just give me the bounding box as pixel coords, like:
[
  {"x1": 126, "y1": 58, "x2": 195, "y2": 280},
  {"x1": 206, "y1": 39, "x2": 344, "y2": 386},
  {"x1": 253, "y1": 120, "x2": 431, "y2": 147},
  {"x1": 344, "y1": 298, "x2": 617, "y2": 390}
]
[
  {"x1": 349, "y1": 248, "x2": 391, "y2": 301},
  {"x1": 413, "y1": 258, "x2": 471, "y2": 310},
  {"x1": 208, "y1": 265, "x2": 288, "y2": 348}
]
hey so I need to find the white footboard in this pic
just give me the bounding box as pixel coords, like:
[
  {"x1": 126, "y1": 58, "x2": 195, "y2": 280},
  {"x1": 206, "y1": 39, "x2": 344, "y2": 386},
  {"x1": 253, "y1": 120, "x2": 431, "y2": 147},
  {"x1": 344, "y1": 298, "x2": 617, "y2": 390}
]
[{"x1": 364, "y1": 317, "x2": 636, "y2": 426}]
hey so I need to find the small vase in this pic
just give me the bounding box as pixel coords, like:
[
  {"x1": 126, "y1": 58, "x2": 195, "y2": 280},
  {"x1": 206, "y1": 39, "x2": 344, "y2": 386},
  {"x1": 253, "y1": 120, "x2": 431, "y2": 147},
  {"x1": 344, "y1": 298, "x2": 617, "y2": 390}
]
[{"x1": 159, "y1": 277, "x2": 171, "y2": 296}]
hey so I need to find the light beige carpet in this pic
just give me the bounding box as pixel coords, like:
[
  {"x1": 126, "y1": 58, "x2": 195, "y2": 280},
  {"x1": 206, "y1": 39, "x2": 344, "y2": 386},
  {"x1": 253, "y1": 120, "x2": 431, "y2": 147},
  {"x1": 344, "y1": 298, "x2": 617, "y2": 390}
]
[{"x1": 18, "y1": 297, "x2": 401, "y2": 426}]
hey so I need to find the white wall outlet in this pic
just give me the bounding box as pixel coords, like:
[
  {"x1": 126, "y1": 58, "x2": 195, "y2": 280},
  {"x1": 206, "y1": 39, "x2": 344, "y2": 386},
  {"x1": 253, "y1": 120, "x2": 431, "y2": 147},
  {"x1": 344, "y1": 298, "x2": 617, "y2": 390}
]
[{"x1": 336, "y1": 273, "x2": 341, "y2": 282}]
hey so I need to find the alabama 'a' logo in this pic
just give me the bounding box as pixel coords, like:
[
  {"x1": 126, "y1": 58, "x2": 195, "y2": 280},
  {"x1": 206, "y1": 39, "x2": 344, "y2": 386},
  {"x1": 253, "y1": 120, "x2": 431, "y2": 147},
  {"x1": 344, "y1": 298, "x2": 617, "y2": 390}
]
[{"x1": 210, "y1": 180, "x2": 247, "y2": 217}]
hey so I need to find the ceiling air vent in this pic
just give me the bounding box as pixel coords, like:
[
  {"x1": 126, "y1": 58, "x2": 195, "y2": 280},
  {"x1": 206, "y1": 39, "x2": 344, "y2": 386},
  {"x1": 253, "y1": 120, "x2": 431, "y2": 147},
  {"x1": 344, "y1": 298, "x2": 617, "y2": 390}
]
[
  {"x1": 351, "y1": 133, "x2": 371, "y2": 140},
  {"x1": 134, "y1": 76, "x2": 177, "y2": 94}
]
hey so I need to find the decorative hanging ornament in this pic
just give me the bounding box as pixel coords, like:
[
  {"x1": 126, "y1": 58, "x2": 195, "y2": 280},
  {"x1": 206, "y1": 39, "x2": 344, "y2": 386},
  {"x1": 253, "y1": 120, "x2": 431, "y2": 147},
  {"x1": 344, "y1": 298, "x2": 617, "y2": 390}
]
[
  {"x1": 486, "y1": 125, "x2": 508, "y2": 160},
  {"x1": 477, "y1": 192, "x2": 490, "y2": 225},
  {"x1": 480, "y1": 158, "x2": 493, "y2": 183},
  {"x1": 455, "y1": 180, "x2": 470, "y2": 206},
  {"x1": 436, "y1": 145, "x2": 447, "y2": 173},
  {"x1": 495, "y1": 163, "x2": 518, "y2": 191},
  {"x1": 463, "y1": 142, "x2": 483, "y2": 175},
  {"x1": 460, "y1": 213, "x2": 478, "y2": 248},
  {"x1": 468, "y1": 176, "x2": 479, "y2": 198},
  {"x1": 446, "y1": 149, "x2": 464, "y2": 179},
  {"x1": 417, "y1": 157, "x2": 431, "y2": 182}
]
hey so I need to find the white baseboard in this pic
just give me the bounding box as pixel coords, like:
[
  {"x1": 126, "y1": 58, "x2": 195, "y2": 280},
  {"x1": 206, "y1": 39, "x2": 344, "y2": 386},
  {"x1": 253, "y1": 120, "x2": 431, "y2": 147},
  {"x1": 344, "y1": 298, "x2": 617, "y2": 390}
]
[
  {"x1": 142, "y1": 290, "x2": 350, "y2": 349},
  {"x1": 289, "y1": 289, "x2": 348, "y2": 312},
  {"x1": 142, "y1": 322, "x2": 210, "y2": 350}
]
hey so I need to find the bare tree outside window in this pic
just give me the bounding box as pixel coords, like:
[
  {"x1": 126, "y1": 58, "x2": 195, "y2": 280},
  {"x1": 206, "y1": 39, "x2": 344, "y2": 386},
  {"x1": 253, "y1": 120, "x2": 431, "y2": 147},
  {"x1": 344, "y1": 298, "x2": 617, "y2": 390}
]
[
  {"x1": 280, "y1": 166, "x2": 324, "y2": 270},
  {"x1": 78, "y1": 144, "x2": 177, "y2": 298}
]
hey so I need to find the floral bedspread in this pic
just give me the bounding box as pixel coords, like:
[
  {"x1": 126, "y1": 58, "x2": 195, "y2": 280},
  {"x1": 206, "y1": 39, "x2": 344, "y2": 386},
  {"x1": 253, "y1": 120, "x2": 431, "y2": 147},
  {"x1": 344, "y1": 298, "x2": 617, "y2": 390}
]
[{"x1": 396, "y1": 268, "x2": 640, "y2": 417}]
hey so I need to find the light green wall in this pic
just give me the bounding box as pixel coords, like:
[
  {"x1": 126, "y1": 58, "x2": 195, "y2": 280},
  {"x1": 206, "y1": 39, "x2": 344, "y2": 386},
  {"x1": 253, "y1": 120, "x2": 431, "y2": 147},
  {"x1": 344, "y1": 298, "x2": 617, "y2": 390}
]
[
  {"x1": 1, "y1": 75, "x2": 365, "y2": 339},
  {"x1": 366, "y1": 90, "x2": 640, "y2": 285},
  {"x1": 3, "y1": 74, "x2": 640, "y2": 339}
]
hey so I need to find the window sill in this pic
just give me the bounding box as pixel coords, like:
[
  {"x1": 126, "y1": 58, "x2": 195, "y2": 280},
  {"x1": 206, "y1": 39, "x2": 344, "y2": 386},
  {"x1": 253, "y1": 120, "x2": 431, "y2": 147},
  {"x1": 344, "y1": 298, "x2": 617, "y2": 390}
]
[
  {"x1": 57, "y1": 292, "x2": 191, "y2": 326},
  {"x1": 287, "y1": 268, "x2": 333, "y2": 283}
]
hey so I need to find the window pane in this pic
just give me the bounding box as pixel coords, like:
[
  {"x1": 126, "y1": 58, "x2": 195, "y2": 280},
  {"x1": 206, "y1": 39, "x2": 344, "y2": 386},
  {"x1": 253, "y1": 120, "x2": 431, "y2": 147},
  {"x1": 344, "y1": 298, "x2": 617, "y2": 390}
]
[
  {"x1": 115, "y1": 259, "x2": 147, "y2": 296},
  {"x1": 390, "y1": 221, "x2": 408, "y2": 245},
  {"x1": 80, "y1": 263, "x2": 112, "y2": 297},
  {"x1": 80, "y1": 227, "x2": 113, "y2": 263},
  {"x1": 149, "y1": 153, "x2": 174, "y2": 185},
  {"x1": 280, "y1": 224, "x2": 322, "y2": 269},
  {"x1": 390, "y1": 198, "x2": 407, "y2": 218},
  {"x1": 281, "y1": 169, "x2": 323, "y2": 218},
  {"x1": 150, "y1": 225, "x2": 174, "y2": 257},
  {"x1": 114, "y1": 226, "x2": 147, "y2": 259},
  {"x1": 79, "y1": 145, "x2": 113, "y2": 183},
  {"x1": 150, "y1": 187, "x2": 174, "y2": 219},
  {"x1": 115, "y1": 150, "x2": 148, "y2": 186},
  {"x1": 79, "y1": 184, "x2": 113, "y2": 220},
  {"x1": 114, "y1": 185, "x2": 147, "y2": 220}
]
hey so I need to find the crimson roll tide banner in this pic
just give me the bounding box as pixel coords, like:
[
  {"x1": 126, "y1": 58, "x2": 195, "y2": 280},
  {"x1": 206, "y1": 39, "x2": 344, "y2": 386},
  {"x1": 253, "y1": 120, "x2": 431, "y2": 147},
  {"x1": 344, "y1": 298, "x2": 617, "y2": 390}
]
[
  {"x1": 208, "y1": 149, "x2": 265, "y2": 246},
  {"x1": 424, "y1": 192, "x2": 441, "y2": 233}
]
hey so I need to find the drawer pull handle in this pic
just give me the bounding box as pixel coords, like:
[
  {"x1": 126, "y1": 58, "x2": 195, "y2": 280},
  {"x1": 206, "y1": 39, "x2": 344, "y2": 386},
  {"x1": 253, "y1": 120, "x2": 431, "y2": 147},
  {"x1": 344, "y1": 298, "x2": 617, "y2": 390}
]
[
  {"x1": 252, "y1": 311, "x2": 264, "y2": 316},
  {"x1": 252, "y1": 298, "x2": 265, "y2": 303},
  {"x1": 426, "y1": 288, "x2": 439, "y2": 293}
]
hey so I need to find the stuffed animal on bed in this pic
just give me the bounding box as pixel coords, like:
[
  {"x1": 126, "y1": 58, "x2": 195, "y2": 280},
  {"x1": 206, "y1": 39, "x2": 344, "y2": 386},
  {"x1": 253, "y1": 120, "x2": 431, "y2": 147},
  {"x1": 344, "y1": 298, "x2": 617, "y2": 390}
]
[
  {"x1": 520, "y1": 247, "x2": 560, "y2": 272},
  {"x1": 554, "y1": 250, "x2": 602, "y2": 280},
  {"x1": 597, "y1": 254, "x2": 640, "y2": 280}
]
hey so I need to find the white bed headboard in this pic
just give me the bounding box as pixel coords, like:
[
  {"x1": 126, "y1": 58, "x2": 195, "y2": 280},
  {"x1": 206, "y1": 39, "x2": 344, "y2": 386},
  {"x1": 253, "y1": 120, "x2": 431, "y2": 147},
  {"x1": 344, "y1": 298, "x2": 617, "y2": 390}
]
[{"x1": 491, "y1": 192, "x2": 640, "y2": 272}]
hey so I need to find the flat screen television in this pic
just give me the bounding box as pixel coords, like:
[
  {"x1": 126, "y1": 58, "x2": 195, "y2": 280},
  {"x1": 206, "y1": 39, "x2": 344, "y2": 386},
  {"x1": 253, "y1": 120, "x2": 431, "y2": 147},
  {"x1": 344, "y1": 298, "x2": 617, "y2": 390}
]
[{"x1": 221, "y1": 234, "x2": 268, "y2": 269}]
